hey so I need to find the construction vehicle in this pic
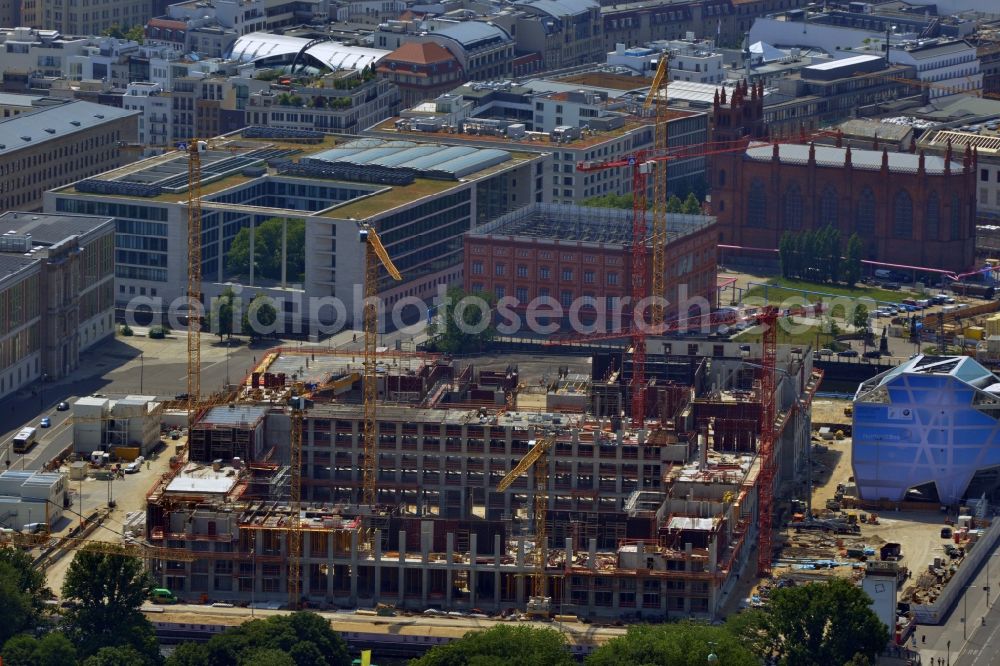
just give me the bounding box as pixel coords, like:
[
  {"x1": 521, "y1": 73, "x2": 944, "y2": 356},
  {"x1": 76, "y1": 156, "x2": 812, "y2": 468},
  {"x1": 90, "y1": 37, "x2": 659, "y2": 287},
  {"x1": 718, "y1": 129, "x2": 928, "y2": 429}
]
[{"x1": 496, "y1": 433, "x2": 557, "y2": 618}]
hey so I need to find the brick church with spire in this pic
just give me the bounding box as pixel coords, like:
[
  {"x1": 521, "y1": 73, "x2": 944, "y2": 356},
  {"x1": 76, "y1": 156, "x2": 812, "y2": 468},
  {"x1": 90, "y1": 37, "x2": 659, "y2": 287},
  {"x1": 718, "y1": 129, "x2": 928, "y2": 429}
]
[{"x1": 707, "y1": 80, "x2": 977, "y2": 273}]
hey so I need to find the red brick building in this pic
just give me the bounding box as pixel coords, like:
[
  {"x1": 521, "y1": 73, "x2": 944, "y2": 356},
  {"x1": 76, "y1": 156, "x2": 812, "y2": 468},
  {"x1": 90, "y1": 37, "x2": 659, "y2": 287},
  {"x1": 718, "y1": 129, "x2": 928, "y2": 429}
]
[
  {"x1": 463, "y1": 204, "x2": 717, "y2": 331},
  {"x1": 709, "y1": 81, "x2": 978, "y2": 272}
]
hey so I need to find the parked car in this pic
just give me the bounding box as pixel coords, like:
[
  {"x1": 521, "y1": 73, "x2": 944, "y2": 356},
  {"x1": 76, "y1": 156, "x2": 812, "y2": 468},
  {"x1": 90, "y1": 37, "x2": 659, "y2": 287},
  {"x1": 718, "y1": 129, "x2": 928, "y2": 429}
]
[
  {"x1": 124, "y1": 462, "x2": 141, "y2": 474},
  {"x1": 863, "y1": 350, "x2": 882, "y2": 359},
  {"x1": 56, "y1": 401, "x2": 69, "y2": 411},
  {"x1": 838, "y1": 350, "x2": 860, "y2": 358},
  {"x1": 40, "y1": 417, "x2": 51, "y2": 428},
  {"x1": 818, "y1": 348, "x2": 833, "y2": 356}
]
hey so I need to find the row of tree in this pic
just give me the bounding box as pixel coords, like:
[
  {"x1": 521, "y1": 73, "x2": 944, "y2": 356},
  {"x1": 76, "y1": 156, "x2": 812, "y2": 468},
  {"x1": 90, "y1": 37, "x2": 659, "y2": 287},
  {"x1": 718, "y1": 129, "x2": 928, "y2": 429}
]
[
  {"x1": 779, "y1": 229, "x2": 865, "y2": 286},
  {"x1": 205, "y1": 288, "x2": 278, "y2": 342},
  {"x1": 581, "y1": 192, "x2": 705, "y2": 215},
  {"x1": 412, "y1": 578, "x2": 889, "y2": 666}
]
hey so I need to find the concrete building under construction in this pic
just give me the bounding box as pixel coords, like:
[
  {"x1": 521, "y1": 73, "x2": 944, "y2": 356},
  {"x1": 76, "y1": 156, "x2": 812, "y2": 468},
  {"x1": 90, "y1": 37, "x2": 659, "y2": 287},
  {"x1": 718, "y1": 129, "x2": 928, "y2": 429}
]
[{"x1": 144, "y1": 343, "x2": 821, "y2": 619}]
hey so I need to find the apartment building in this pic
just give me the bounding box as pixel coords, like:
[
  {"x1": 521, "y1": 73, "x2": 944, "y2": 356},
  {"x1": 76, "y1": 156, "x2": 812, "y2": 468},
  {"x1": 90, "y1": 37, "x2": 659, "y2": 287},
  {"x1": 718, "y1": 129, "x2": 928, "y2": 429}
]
[
  {"x1": 375, "y1": 20, "x2": 514, "y2": 81},
  {"x1": 919, "y1": 125, "x2": 1000, "y2": 222},
  {"x1": 371, "y1": 81, "x2": 709, "y2": 205},
  {"x1": 0, "y1": 101, "x2": 138, "y2": 212},
  {"x1": 20, "y1": 0, "x2": 151, "y2": 40},
  {"x1": 245, "y1": 71, "x2": 400, "y2": 136},
  {"x1": 0, "y1": 211, "x2": 114, "y2": 400},
  {"x1": 376, "y1": 42, "x2": 466, "y2": 109},
  {"x1": 492, "y1": 0, "x2": 604, "y2": 72},
  {"x1": 607, "y1": 38, "x2": 724, "y2": 83}
]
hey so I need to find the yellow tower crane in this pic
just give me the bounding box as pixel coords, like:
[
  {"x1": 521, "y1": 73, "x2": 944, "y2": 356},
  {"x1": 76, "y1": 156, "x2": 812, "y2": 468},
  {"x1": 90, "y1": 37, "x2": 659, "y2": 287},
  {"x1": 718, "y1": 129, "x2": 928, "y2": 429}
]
[
  {"x1": 496, "y1": 432, "x2": 557, "y2": 617},
  {"x1": 288, "y1": 394, "x2": 305, "y2": 609},
  {"x1": 359, "y1": 225, "x2": 402, "y2": 507},
  {"x1": 185, "y1": 141, "x2": 206, "y2": 426},
  {"x1": 644, "y1": 54, "x2": 670, "y2": 328}
]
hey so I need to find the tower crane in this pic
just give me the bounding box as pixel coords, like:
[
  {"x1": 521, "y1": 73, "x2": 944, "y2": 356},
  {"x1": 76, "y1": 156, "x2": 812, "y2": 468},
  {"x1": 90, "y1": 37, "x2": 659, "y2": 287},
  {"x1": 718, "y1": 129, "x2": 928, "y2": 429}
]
[
  {"x1": 646, "y1": 53, "x2": 670, "y2": 329},
  {"x1": 359, "y1": 225, "x2": 402, "y2": 507},
  {"x1": 184, "y1": 140, "x2": 206, "y2": 426},
  {"x1": 496, "y1": 432, "x2": 557, "y2": 617},
  {"x1": 288, "y1": 394, "x2": 305, "y2": 609},
  {"x1": 573, "y1": 127, "x2": 831, "y2": 427}
]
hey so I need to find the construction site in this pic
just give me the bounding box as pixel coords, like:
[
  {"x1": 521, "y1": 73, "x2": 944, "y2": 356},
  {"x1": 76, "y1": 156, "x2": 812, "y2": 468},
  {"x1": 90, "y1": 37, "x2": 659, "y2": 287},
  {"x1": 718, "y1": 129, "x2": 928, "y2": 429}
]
[{"x1": 140, "y1": 338, "x2": 821, "y2": 620}]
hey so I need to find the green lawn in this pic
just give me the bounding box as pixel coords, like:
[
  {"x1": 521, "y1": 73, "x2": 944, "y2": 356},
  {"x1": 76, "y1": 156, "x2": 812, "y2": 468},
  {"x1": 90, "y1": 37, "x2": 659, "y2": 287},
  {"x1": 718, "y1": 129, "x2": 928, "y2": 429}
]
[
  {"x1": 744, "y1": 277, "x2": 913, "y2": 307},
  {"x1": 734, "y1": 323, "x2": 848, "y2": 350}
]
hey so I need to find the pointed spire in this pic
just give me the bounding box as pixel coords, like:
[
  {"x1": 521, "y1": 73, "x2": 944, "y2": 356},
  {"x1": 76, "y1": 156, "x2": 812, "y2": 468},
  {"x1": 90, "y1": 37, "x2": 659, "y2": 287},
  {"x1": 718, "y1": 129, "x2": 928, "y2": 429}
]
[
  {"x1": 945, "y1": 138, "x2": 953, "y2": 162},
  {"x1": 720, "y1": 86, "x2": 727, "y2": 104},
  {"x1": 750, "y1": 80, "x2": 758, "y2": 100},
  {"x1": 835, "y1": 129, "x2": 843, "y2": 148},
  {"x1": 773, "y1": 140, "x2": 780, "y2": 162},
  {"x1": 808, "y1": 141, "x2": 816, "y2": 165},
  {"x1": 845, "y1": 145, "x2": 852, "y2": 169},
  {"x1": 881, "y1": 147, "x2": 889, "y2": 173},
  {"x1": 873, "y1": 133, "x2": 879, "y2": 150},
  {"x1": 964, "y1": 142, "x2": 972, "y2": 173},
  {"x1": 918, "y1": 149, "x2": 926, "y2": 176}
]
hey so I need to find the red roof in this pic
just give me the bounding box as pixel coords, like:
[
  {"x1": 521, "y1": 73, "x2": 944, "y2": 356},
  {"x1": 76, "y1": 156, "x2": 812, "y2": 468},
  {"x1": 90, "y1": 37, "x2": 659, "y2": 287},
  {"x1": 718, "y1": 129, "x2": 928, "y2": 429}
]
[{"x1": 384, "y1": 41, "x2": 457, "y2": 66}]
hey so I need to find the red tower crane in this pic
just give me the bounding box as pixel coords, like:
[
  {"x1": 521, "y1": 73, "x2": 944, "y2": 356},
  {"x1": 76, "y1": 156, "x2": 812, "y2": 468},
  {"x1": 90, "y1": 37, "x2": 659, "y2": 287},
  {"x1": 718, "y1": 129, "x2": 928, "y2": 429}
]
[{"x1": 755, "y1": 305, "x2": 779, "y2": 578}]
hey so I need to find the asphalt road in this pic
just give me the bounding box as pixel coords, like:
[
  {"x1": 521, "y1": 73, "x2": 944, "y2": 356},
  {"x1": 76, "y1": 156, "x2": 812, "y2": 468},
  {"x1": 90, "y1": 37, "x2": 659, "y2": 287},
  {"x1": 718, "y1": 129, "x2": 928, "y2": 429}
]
[{"x1": 914, "y1": 541, "x2": 1000, "y2": 666}]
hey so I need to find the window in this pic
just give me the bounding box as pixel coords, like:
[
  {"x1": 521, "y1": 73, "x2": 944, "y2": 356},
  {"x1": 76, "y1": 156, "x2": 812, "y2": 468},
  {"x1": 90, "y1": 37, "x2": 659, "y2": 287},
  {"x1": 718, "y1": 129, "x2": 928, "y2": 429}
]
[
  {"x1": 584, "y1": 270, "x2": 595, "y2": 284},
  {"x1": 607, "y1": 273, "x2": 618, "y2": 286},
  {"x1": 857, "y1": 187, "x2": 876, "y2": 237},
  {"x1": 516, "y1": 287, "x2": 528, "y2": 302},
  {"x1": 539, "y1": 266, "x2": 551, "y2": 279},
  {"x1": 495, "y1": 263, "x2": 506, "y2": 277},
  {"x1": 818, "y1": 185, "x2": 838, "y2": 227},
  {"x1": 747, "y1": 178, "x2": 766, "y2": 227},
  {"x1": 516, "y1": 264, "x2": 528, "y2": 278},
  {"x1": 951, "y1": 192, "x2": 962, "y2": 239},
  {"x1": 495, "y1": 286, "x2": 505, "y2": 299},
  {"x1": 562, "y1": 268, "x2": 573, "y2": 281},
  {"x1": 983, "y1": 168, "x2": 990, "y2": 182},
  {"x1": 926, "y1": 191, "x2": 940, "y2": 240},
  {"x1": 471, "y1": 261, "x2": 483, "y2": 276},
  {"x1": 561, "y1": 291, "x2": 573, "y2": 307},
  {"x1": 783, "y1": 182, "x2": 803, "y2": 229},
  {"x1": 892, "y1": 190, "x2": 913, "y2": 239}
]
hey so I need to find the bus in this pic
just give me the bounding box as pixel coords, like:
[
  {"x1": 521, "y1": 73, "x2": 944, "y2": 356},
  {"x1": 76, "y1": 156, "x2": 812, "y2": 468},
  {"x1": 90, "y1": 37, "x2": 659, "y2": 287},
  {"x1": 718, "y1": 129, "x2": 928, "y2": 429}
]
[{"x1": 12, "y1": 427, "x2": 36, "y2": 453}]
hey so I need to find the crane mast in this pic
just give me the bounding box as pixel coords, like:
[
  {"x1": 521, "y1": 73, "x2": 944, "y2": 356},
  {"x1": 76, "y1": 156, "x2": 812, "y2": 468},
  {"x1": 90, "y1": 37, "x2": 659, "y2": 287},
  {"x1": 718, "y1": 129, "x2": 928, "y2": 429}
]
[
  {"x1": 186, "y1": 142, "x2": 203, "y2": 424},
  {"x1": 360, "y1": 226, "x2": 402, "y2": 507}
]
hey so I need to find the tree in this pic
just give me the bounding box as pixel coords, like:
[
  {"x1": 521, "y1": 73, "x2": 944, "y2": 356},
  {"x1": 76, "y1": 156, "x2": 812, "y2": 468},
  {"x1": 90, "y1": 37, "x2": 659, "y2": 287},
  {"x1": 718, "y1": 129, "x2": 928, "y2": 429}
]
[
  {"x1": 0, "y1": 563, "x2": 35, "y2": 647},
  {"x1": 747, "y1": 578, "x2": 889, "y2": 666},
  {"x1": 207, "y1": 287, "x2": 239, "y2": 340},
  {"x1": 411, "y1": 625, "x2": 575, "y2": 666},
  {"x1": 779, "y1": 232, "x2": 793, "y2": 279},
  {"x1": 666, "y1": 194, "x2": 683, "y2": 213},
  {"x1": 853, "y1": 304, "x2": 870, "y2": 332},
  {"x1": 242, "y1": 292, "x2": 279, "y2": 341},
  {"x1": 681, "y1": 192, "x2": 702, "y2": 215},
  {"x1": 581, "y1": 193, "x2": 633, "y2": 210},
  {"x1": 125, "y1": 25, "x2": 145, "y2": 43},
  {"x1": 61, "y1": 547, "x2": 160, "y2": 662},
  {"x1": 586, "y1": 622, "x2": 758, "y2": 666},
  {"x1": 83, "y1": 646, "x2": 150, "y2": 666},
  {"x1": 428, "y1": 287, "x2": 495, "y2": 354},
  {"x1": 166, "y1": 612, "x2": 350, "y2": 666},
  {"x1": 34, "y1": 633, "x2": 78, "y2": 666},
  {"x1": 845, "y1": 233, "x2": 864, "y2": 286},
  {"x1": 227, "y1": 218, "x2": 305, "y2": 283}
]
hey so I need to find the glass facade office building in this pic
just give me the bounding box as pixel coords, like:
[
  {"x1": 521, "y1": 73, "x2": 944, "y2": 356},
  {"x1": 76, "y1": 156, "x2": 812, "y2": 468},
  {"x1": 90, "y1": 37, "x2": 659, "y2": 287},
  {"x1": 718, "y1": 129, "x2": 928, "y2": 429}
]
[{"x1": 852, "y1": 355, "x2": 1000, "y2": 505}]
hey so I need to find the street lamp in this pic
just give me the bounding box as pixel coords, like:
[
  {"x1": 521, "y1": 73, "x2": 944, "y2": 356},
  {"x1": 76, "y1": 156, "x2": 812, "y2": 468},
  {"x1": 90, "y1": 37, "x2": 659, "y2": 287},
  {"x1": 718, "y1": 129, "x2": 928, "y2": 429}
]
[
  {"x1": 963, "y1": 584, "x2": 984, "y2": 640},
  {"x1": 947, "y1": 638, "x2": 951, "y2": 666},
  {"x1": 707, "y1": 641, "x2": 718, "y2": 664}
]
